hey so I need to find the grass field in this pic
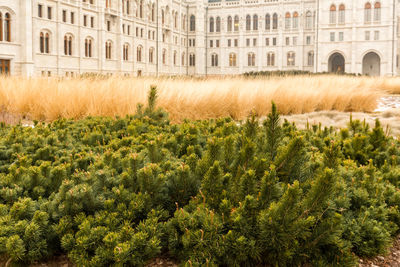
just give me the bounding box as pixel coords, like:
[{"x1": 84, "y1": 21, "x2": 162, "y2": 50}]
[{"x1": 0, "y1": 75, "x2": 398, "y2": 123}]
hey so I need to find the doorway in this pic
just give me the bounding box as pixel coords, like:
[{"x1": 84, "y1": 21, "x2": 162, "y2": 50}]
[{"x1": 0, "y1": 60, "x2": 10, "y2": 75}]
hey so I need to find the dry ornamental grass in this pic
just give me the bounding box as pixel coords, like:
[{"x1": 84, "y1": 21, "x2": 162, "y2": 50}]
[{"x1": 0, "y1": 75, "x2": 396, "y2": 123}]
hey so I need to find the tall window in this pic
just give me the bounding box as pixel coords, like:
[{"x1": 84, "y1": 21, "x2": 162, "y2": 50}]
[
  {"x1": 182, "y1": 15, "x2": 186, "y2": 30},
  {"x1": 292, "y1": 12, "x2": 298, "y2": 29},
  {"x1": 227, "y1": 16, "x2": 232, "y2": 32},
  {"x1": 216, "y1": 17, "x2": 221, "y2": 32},
  {"x1": 182, "y1": 52, "x2": 185, "y2": 66},
  {"x1": 162, "y1": 49, "x2": 166, "y2": 64},
  {"x1": 287, "y1": 51, "x2": 295, "y2": 66},
  {"x1": 338, "y1": 4, "x2": 345, "y2": 24},
  {"x1": 4, "y1": 13, "x2": 10, "y2": 42},
  {"x1": 64, "y1": 35, "x2": 73, "y2": 56},
  {"x1": 246, "y1": 15, "x2": 251, "y2": 31},
  {"x1": 285, "y1": 12, "x2": 291, "y2": 30},
  {"x1": 248, "y1": 53, "x2": 255, "y2": 66},
  {"x1": 209, "y1": 17, "x2": 214, "y2": 32},
  {"x1": 211, "y1": 54, "x2": 218, "y2": 67},
  {"x1": 265, "y1": 14, "x2": 270, "y2": 30},
  {"x1": 229, "y1": 53, "x2": 237, "y2": 67},
  {"x1": 267, "y1": 52, "x2": 275, "y2": 66},
  {"x1": 0, "y1": 13, "x2": 3, "y2": 42},
  {"x1": 305, "y1": 11, "x2": 313, "y2": 29},
  {"x1": 330, "y1": 4, "x2": 336, "y2": 24},
  {"x1": 162, "y1": 10, "x2": 165, "y2": 24},
  {"x1": 137, "y1": 46, "x2": 142, "y2": 62},
  {"x1": 40, "y1": 32, "x2": 50, "y2": 54},
  {"x1": 364, "y1": 2, "x2": 371, "y2": 23},
  {"x1": 105, "y1": 41, "x2": 112, "y2": 59},
  {"x1": 374, "y1": 2, "x2": 381, "y2": 22},
  {"x1": 234, "y1": 15, "x2": 239, "y2": 31},
  {"x1": 151, "y1": 4, "x2": 155, "y2": 22},
  {"x1": 190, "y1": 15, "x2": 195, "y2": 31},
  {"x1": 123, "y1": 44, "x2": 129, "y2": 61},
  {"x1": 139, "y1": 0, "x2": 143, "y2": 18},
  {"x1": 149, "y1": 48, "x2": 154, "y2": 63},
  {"x1": 253, "y1": 14, "x2": 258, "y2": 30},
  {"x1": 272, "y1": 13, "x2": 278, "y2": 29},
  {"x1": 189, "y1": 53, "x2": 195, "y2": 66},
  {"x1": 308, "y1": 51, "x2": 314, "y2": 66},
  {"x1": 173, "y1": 50, "x2": 177, "y2": 65},
  {"x1": 85, "y1": 38, "x2": 92, "y2": 57}
]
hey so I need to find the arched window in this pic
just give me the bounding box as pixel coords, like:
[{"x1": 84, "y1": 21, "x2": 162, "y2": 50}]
[
  {"x1": 265, "y1": 14, "x2": 271, "y2": 30},
  {"x1": 229, "y1": 53, "x2": 237, "y2": 67},
  {"x1": 246, "y1": 15, "x2": 251, "y2": 31},
  {"x1": 40, "y1": 32, "x2": 50, "y2": 54},
  {"x1": 211, "y1": 53, "x2": 218, "y2": 67},
  {"x1": 182, "y1": 15, "x2": 186, "y2": 30},
  {"x1": 123, "y1": 44, "x2": 129, "y2": 61},
  {"x1": 4, "y1": 13, "x2": 11, "y2": 42},
  {"x1": 0, "y1": 13, "x2": 3, "y2": 42},
  {"x1": 162, "y1": 49, "x2": 166, "y2": 64},
  {"x1": 216, "y1": 17, "x2": 221, "y2": 32},
  {"x1": 253, "y1": 14, "x2": 258, "y2": 30},
  {"x1": 64, "y1": 35, "x2": 73, "y2": 56},
  {"x1": 40, "y1": 32, "x2": 44, "y2": 53},
  {"x1": 305, "y1": 11, "x2": 313, "y2": 29},
  {"x1": 173, "y1": 50, "x2": 177, "y2": 65},
  {"x1": 292, "y1": 12, "x2": 298, "y2": 29},
  {"x1": 139, "y1": 0, "x2": 143, "y2": 18},
  {"x1": 105, "y1": 41, "x2": 112, "y2": 59},
  {"x1": 272, "y1": 13, "x2": 278, "y2": 29},
  {"x1": 85, "y1": 38, "x2": 93, "y2": 57},
  {"x1": 190, "y1": 15, "x2": 195, "y2": 31},
  {"x1": 308, "y1": 51, "x2": 314, "y2": 66},
  {"x1": 364, "y1": 2, "x2": 371, "y2": 23},
  {"x1": 227, "y1": 16, "x2": 232, "y2": 32},
  {"x1": 151, "y1": 4, "x2": 155, "y2": 22},
  {"x1": 248, "y1": 53, "x2": 255, "y2": 66},
  {"x1": 374, "y1": 2, "x2": 381, "y2": 22},
  {"x1": 338, "y1": 4, "x2": 345, "y2": 24},
  {"x1": 189, "y1": 53, "x2": 195, "y2": 66},
  {"x1": 162, "y1": 9, "x2": 165, "y2": 24},
  {"x1": 182, "y1": 52, "x2": 185, "y2": 66},
  {"x1": 285, "y1": 12, "x2": 291, "y2": 30},
  {"x1": 330, "y1": 4, "x2": 336, "y2": 24},
  {"x1": 174, "y1": 12, "x2": 178, "y2": 29},
  {"x1": 209, "y1": 17, "x2": 214, "y2": 33},
  {"x1": 126, "y1": 0, "x2": 130, "y2": 15},
  {"x1": 267, "y1": 52, "x2": 275, "y2": 66},
  {"x1": 137, "y1": 45, "x2": 142, "y2": 62},
  {"x1": 149, "y1": 47, "x2": 154, "y2": 63},
  {"x1": 287, "y1": 51, "x2": 295, "y2": 66},
  {"x1": 234, "y1": 15, "x2": 239, "y2": 31}
]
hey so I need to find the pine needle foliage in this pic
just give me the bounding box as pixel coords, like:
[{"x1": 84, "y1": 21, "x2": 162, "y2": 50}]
[{"x1": 0, "y1": 86, "x2": 397, "y2": 266}]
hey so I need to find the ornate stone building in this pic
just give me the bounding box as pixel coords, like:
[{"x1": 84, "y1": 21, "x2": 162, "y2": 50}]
[{"x1": 0, "y1": 0, "x2": 398, "y2": 76}]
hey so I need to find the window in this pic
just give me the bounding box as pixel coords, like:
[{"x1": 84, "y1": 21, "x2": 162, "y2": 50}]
[
  {"x1": 286, "y1": 37, "x2": 290, "y2": 46},
  {"x1": 40, "y1": 32, "x2": 50, "y2": 54},
  {"x1": 339, "y1": 32, "x2": 344, "y2": 41},
  {"x1": 190, "y1": 15, "x2": 196, "y2": 31},
  {"x1": 228, "y1": 39, "x2": 231, "y2": 47},
  {"x1": 227, "y1": 16, "x2": 232, "y2": 32},
  {"x1": 306, "y1": 36, "x2": 311, "y2": 45},
  {"x1": 216, "y1": 40, "x2": 220, "y2": 47},
  {"x1": 71, "y1": 12, "x2": 75, "y2": 24},
  {"x1": 62, "y1": 10, "x2": 67, "y2": 22},
  {"x1": 330, "y1": 5, "x2": 336, "y2": 24},
  {"x1": 216, "y1": 17, "x2": 221, "y2": 32},
  {"x1": 229, "y1": 53, "x2": 237, "y2": 67},
  {"x1": 209, "y1": 17, "x2": 214, "y2": 33},
  {"x1": 38, "y1": 4, "x2": 43, "y2": 18},
  {"x1": 266, "y1": 38, "x2": 270, "y2": 46},
  {"x1": 189, "y1": 54, "x2": 195, "y2": 66},
  {"x1": 330, "y1": 32, "x2": 335, "y2": 42},
  {"x1": 308, "y1": 51, "x2": 314, "y2": 66},
  {"x1": 365, "y1": 31, "x2": 370, "y2": 40},
  {"x1": 139, "y1": 0, "x2": 143, "y2": 18},
  {"x1": 293, "y1": 37, "x2": 297, "y2": 45},
  {"x1": 173, "y1": 51, "x2": 177, "y2": 65},
  {"x1": 107, "y1": 21, "x2": 111, "y2": 31},
  {"x1": 91, "y1": 17, "x2": 94, "y2": 28},
  {"x1": 152, "y1": 4, "x2": 155, "y2": 22},
  {"x1": 106, "y1": 0, "x2": 111, "y2": 8},
  {"x1": 0, "y1": 13, "x2": 2, "y2": 42},
  {"x1": 3, "y1": 13, "x2": 11, "y2": 42},
  {"x1": 246, "y1": 15, "x2": 251, "y2": 31},
  {"x1": 285, "y1": 12, "x2": 291, "y2": 30},
  {"x1": 287, "y1": 52, "x2": 295, "y2": 66},
  {"x1": 272, "y1": 13, "x2": 278, "y2": 29},
  {"x1": 305, "y1": 11, "x2": 313, "y2": 29},
  {"x1": 84, "y1": 15, "x2": 87, "y2": 27},
  {"x1": 374, "y1": 2, "x2": 381, "y2": 22},
  {"x1": 292, "y1": 12, "x2": 299, "y2": 29},
  {"x1": 105, "y1": 41, "x2": 112, "y2": 59},
  {"x1": 248, "y1": 53, "x2": 255, "y2": 66},
  {"x1": 47, "y1": 6, "x2": 52, "y2": 20},
  {"x1": 181, "y1": 52, "x2": 185, "y2": 66},
  {"x1": 253, "y1": 14, "x2": 258, "y2": 30},
  {"x1": 374, "y1": 30, "x2": 379, "y2": 40},
  {"x1": 211, "y1": 54, "x2": 218, "y2": 67},
  {"x1": 137, "y1": 46, "x2": 142, "y2": 62},
  {"x1": 84, "y1": 38, "x2": 92, "y2": 57},
  {"x1": 234, "y1": 15, "x2": 239, "y2": 31},
  {"x1": 273, "y1": 37, "x2": 277, "y2": 46},
  {"x1": 149, "y1": 48, "x2": 154, "y2": 63},
  {"x1": 123, "y1": 44, "x2": 129, "y2": 61},
  {"x1": 265, "y1": 14, "x2": 271, "y2": 30},
  {"x1": 338, "y1": 4, "x2": 345, "y2": 24},
  {"x1": 162, "y1": 49, "x2": 166, "y2": 64},
  {"x1": 364, "y1": 3, "x2": 371, "y2": 23},
  {"x1": 267, "y1": 52, "x2": 275, "y2": 66},
  {"x1": 246, "y1": 38, "x2": 250, "y2": 46},
  {"x1": 64, "y1": 35, "x2": 73, "y2": 56},
  {"x1": 253, "y1": 38, "x2": 257, "y2": 46},
  {"x1": 234, "y1": 39, "x2": 238, "y2": 47}
]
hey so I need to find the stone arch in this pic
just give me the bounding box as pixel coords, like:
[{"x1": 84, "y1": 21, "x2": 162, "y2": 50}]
[
  {"x1": 362, "y1": 51, "x2": 380, "y2": 76},
  {"x1": 328, "y1": 52, "x2": 345, "y2": 73}
]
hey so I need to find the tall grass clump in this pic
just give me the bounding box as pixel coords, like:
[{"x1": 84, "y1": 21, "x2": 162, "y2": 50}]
[{"x1": 0, "y1": 75, "x2": 386, "y2": 122}]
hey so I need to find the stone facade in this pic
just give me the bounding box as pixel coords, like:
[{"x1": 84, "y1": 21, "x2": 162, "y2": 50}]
[{"x1": 0, "y1": 0, "x2": 399, "y2": 77}]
